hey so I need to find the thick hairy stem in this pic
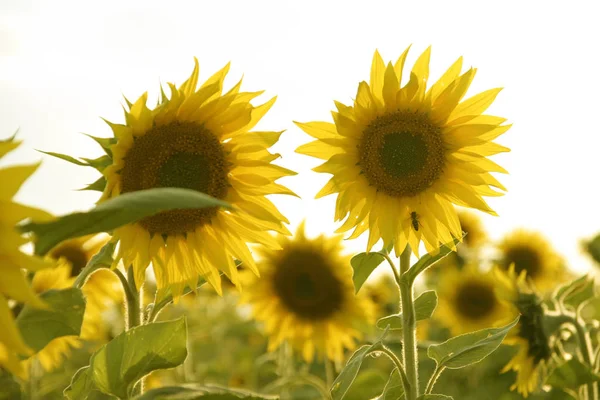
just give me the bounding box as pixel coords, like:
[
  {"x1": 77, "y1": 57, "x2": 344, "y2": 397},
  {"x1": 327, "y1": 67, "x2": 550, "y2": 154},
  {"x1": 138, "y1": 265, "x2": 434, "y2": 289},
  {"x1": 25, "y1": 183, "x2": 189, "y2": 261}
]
[
  {"x1": 572, "y1": 317, "x2": 597, "y2": 400},
  {"x1": 399, "y1": 245, "x2": 419, "y2": 400}
]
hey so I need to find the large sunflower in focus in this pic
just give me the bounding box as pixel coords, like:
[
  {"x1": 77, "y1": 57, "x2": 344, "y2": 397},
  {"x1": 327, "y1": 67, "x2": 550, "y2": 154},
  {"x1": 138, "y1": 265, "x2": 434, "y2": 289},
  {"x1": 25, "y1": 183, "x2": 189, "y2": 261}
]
[
  {"x1": 48, "y1": 235, "x2": 122, "y2": 341},
  {"x1": 91, "y1": 59, "x2": 295, "y2": 297},
  {"x1": 296, "y1": 47, "x2": 510, "y2": 255},
  {"x1": 498, "y1": 229, "x2": 565, "y2": 292},
  {"x1": 436, "y1": 264, "x2": 514, "y2": 335},
  {"x1": 495, "y1": 266, "x2": 552, "y2": 397},
  {"x1": 242, "y1": 224, "x2": 373, "y2": 364},
  {"x1": 0, "y1": 137, "x2": 54, "y2": 374}
]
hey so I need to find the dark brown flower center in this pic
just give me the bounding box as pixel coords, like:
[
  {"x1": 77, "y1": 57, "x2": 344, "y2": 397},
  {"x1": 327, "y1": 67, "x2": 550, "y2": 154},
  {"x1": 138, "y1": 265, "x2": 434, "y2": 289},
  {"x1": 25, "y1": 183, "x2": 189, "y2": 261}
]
[
  {"x1": 503, "y1": 246, "x2": 542, "y2": 279},
  {"x1": 272, "y1": 248, "x2": 344, "y2": 320},
  {"x1": 455, "y1": 280, "x2": 497, "y2": 319},
  {"x1": 120, "y1": 121, "x2": 229, "y2": 235},
  {"x1": 359, "y1": 111, "x2": 445, "y2": 197},
  {"x1": 50, "y1": 244, "x2": 89, "y2": 277}
]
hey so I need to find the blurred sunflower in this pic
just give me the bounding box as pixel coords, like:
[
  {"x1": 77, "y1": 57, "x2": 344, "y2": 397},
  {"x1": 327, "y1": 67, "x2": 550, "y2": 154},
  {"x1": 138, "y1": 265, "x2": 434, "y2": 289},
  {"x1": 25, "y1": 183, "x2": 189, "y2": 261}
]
[
  {"x1": 495, "y1": 266, "x2": 552, "y2": 397},
  {"x1": 48, "y1": 235, "x2": 122, "y2": 341},
  {"x1": 20, "y1": 263, "x2": 81, "y2": 374},
  {"x1": 242, "y1": 223, "x2": 373, "y2": 364},
  {"x1": 362, "y1": 274, "x2": 399, "y2": 318},
  {"x1": 457, "y1": 209, "x2": 487, "y2": 249},
  {"x1": 436, "y1": 264, "x2": 514, "y2": 335},
  {"x1": 86, "y1": 59, "x2": 294, "y2": 298},
  {"x1": 296, "y1": 46, "x2": 510, "y2": 256},
  {"x1": 0, "y1": 137, "x2": 54, "y2": 374},
  {"x1": 498, "y1": 229, "x2": 565, "y2": 292}
]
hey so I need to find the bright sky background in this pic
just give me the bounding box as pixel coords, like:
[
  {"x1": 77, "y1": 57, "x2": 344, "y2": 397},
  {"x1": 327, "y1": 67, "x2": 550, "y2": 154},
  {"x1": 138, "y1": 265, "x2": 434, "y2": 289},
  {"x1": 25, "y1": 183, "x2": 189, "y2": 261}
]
[{"x1": 1, "y1": 0, "x2": 598, "y2": 273}]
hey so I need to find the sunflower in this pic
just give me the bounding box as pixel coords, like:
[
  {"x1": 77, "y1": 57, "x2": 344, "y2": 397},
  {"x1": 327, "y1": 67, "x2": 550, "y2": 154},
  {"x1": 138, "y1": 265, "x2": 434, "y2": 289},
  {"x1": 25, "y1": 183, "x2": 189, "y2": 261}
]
[
  {"x1": 88, "y1": 59, "x2": 294, "y2": 298},
  {"x1": 296, "y1": 47, "x2": 510, "y2": 256},
  {"x1": 436, "y1": 264, "x2": 514, "y2": 335},
  {"x1": 498, "y1": 229, "x2": 565, "y2": 292},
  {"x1": 362, "y1": 274, "x2": 399, "y2": 318},
  {"x1": 48, "y1": 235, "x2": 122, "y2": 341},
  {"x1": 495, "y1": 266, "x2": 552, "y2": 397},
  {"x1": 242, "y1": 223, "x2": 373, "y2": 364},
  {"x1": 20, "y1": 263, "x2": 82, "y2": 374},
  {"x1": 0, "y1": 137, "x2": 55, "y2": 374}
]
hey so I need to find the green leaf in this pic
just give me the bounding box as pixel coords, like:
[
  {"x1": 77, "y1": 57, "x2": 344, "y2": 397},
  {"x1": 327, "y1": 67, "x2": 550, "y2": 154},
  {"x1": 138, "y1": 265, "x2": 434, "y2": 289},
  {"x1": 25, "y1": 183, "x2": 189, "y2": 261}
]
[
  {"x1": 64, "y1": 367, "x2": 118, "y2": 400},
  {"x1": 39, "y1": 150, "x2": 89, "y2": 166},
  {"x1": 405, "y1": 238, "x2": 461, "y2": 283},
  {"x1": 331, "y1": 341, "x2": 383, "y2": 400},
  {"x1": 90, "y1": 318, "x2": 188, "y2": 399},
  {"x1": 565, "y1": 277, "x2": 595, "y2": 310},
  {"x1": 377, "y1": 290, "x2": 438, "y2": 331},
  {"x1": 20, "y1": 187, "x2": 232, "y2": 256},
  {"x1": 427, "y1": 316, "x2": 519, "y2": 369},
  {"x1": 581, "y1": 297, "x2": 600, "y2": 321},
  {"x1": 351, "y1": 252, "x2": 386, "y2": 293},
  {"x1": 73, "y1": 241, "x2": 116, "y2": 289},
  {"x1": 133, "y1": 384, "x2": 278, "y2": 399},
  {"x1": 546, "y1": 358, "x2": 600, "y2": 389},
  {"x1": 16, "y1": 288, "x2": 85, "y2": 352},
  {"x1": 377, "y1": 369, "x2": 404, "y2": 400},
  {"x1": 554, "y1": 275, "x2": 595, "y2": 310},
  {"x1": 416, "y1": 395, "x2": 453, "y2": 400}
]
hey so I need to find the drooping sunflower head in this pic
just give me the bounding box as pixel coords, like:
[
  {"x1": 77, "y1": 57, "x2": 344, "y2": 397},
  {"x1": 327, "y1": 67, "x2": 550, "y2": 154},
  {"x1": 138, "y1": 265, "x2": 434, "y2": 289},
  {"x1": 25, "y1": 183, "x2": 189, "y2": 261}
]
[
  {"x1": 242, "y1": 223, "x2": 374, "y2": 364},
  {"x1": 296, "y1": 46, "x2": 510, "y2": 256},
  {"x1": 436, "y1": 264, "x2": 514, "y2": 335},
  {"x1": 495, "y1": 267, "x2": 552, "y2": 397},
  {"x1": 0, "y1": 136, "x2": 55, "y2": 375},
  {"x1": 457, "y1": 209, "x2": 487, "y2": 249},
  {"x1": 89, "y1": 59, "x2": 295, "y2": 298},
  {"x1": 48, "y1": 235, "x2": 122, "y2": 341},
  {"x1": 498, "y1": 229, "x2": 566, "y2": 292}
]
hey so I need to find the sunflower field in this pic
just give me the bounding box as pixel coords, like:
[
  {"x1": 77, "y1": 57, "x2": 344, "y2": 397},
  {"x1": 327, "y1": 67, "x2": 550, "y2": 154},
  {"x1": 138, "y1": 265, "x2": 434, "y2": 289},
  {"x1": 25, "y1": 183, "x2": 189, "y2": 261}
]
[{"x1": 1, "y1": 2, "x2": 599, "y2": 399}]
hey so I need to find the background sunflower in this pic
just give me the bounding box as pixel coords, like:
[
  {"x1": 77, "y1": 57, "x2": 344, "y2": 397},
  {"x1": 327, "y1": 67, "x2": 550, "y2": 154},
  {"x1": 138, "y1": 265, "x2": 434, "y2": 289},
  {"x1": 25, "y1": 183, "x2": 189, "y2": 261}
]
[{"x1": 242, "y1": 223, "x2": 374, "y2": 364}]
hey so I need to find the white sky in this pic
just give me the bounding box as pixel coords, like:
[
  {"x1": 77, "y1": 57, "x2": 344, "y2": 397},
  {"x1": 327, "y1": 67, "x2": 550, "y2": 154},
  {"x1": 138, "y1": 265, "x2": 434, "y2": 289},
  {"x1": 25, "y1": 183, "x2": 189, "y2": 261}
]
[{"x1": 1, "y1": 0, "x2": 598, "y2": 273}]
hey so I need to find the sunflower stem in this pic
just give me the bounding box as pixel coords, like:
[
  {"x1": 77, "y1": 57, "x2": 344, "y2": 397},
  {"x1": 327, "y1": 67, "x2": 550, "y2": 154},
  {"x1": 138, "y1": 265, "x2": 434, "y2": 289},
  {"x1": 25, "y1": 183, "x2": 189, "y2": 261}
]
[
  {"x1": 378, "y1": 345, "x2": 411, "y2": 394},
  {"x1": 325, "y1": 358, "x2": 335, "y2": 389},
  {"x1": 118, "y1": 266, "x2": 144, "y2": 396},
  {"x1": 570, "y1": 315, "x2": 597, "y2": 400},
  {"x1": 424, "y1": 365, "x2": 445, "y2": 394},
  {"x1": 382, "y1": 252, "x2": 401, "y2": 285},
  {"x1": 399, "y1": 245, "x2": 419, "y2": 400}
]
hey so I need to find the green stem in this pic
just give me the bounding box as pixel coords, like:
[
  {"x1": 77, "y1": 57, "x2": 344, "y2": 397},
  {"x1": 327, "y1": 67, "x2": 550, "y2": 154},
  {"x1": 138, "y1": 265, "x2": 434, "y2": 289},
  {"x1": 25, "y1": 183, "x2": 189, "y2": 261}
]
[
  {"x1": 378, "y1": 345, "x2": 411, "y2": 394},
  {"x1": 571, "y1": 316, "x2": 597, "y2": 400},
  {"x1": 399, "y1": 245, "x2": 419, "y2": 400},
  {"x1": 116, "y1": 267, "x2": 144, "y2": 396},
  {"x1": 425, "y1": 366, "x2": 445, "y2": 394},
  {"x1": 325, "y1": 358, "x2": 334, "y2": 389},
  {"x1": 382, "y1": 252, "x2": 401, "y2": 285}
]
